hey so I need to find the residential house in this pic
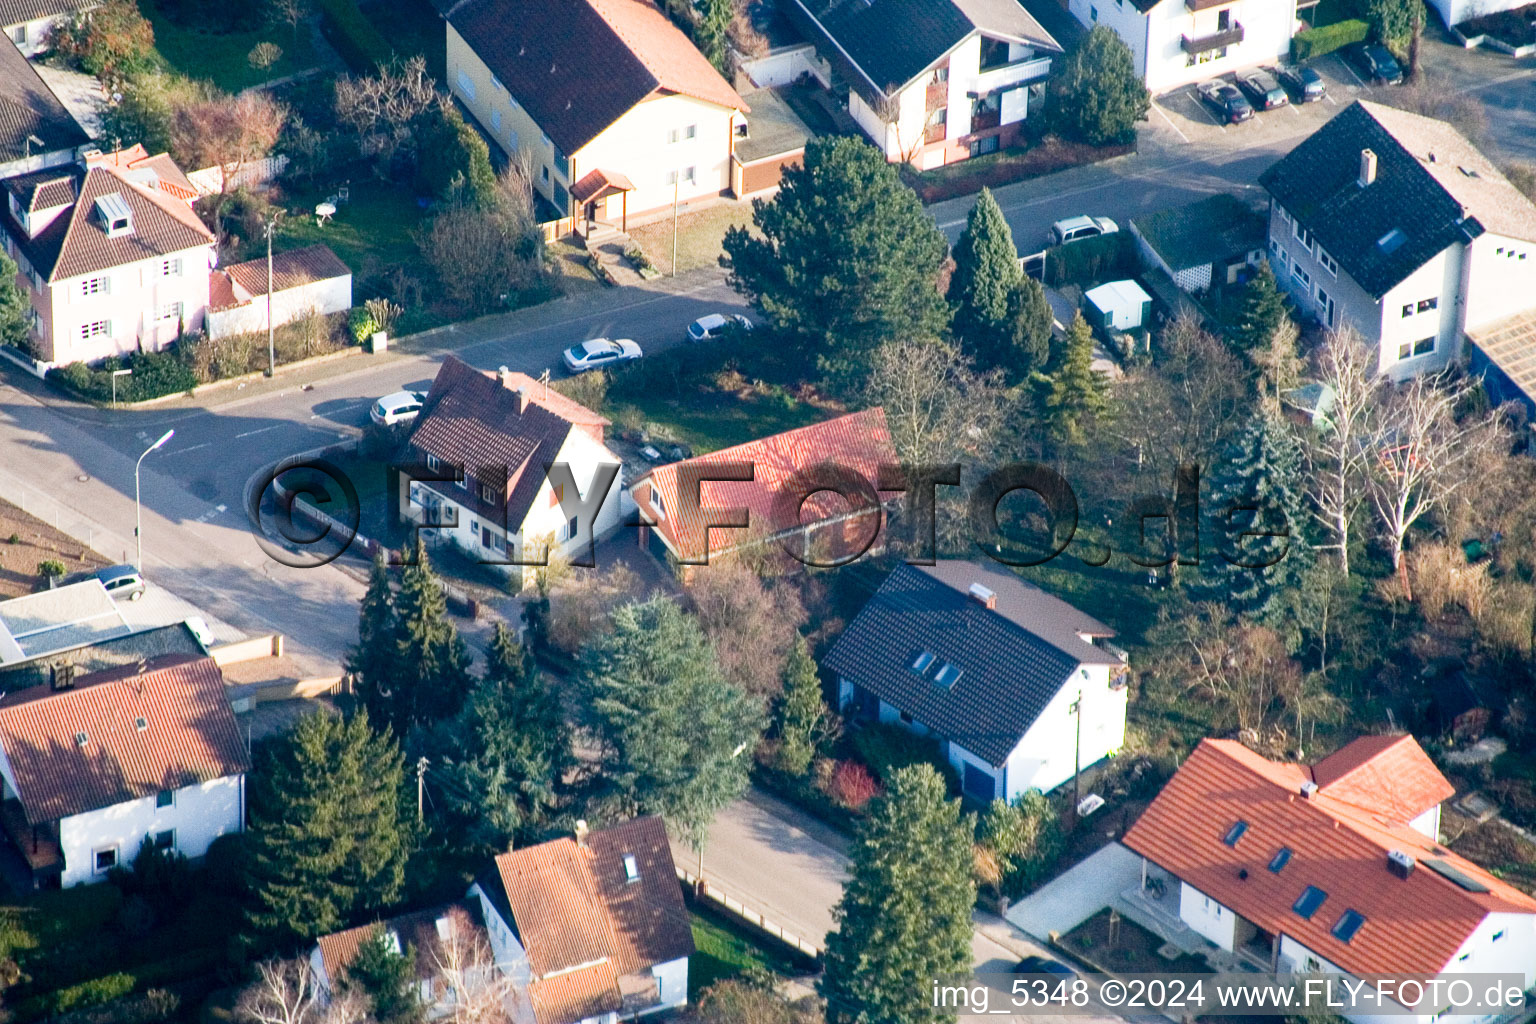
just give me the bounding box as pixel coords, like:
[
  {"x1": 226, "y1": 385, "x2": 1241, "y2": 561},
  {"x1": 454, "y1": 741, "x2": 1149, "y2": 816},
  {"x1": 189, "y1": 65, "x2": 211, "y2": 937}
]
[
  {"x1": 1067, "y1": 0, "x2": 1299, "y2": 93},
  {"x1": 2, "y1": 0, "x2": 94, "y2": 56},
  {"x1": 629, "y1": 407, "x2": 897, "y2": 574},
  {"x1": 783, "y1": 0, "x2": 1061, "y2": 168},
  {"x1": 824, "y1": 560, "x2": 1129, "y2": 802},
  {"x1": 0, "y1": 654, "x2": 248, "y2": 889},
  {"x1": 1261, "y1": 101, "x2": 1536, "y2": 383},
  {"x1": 400, "y1": 355, "x2": 624, "y2": 590},
  {"x1": 1431, "y1": 0, "x2": 1526, "y2": 31},
  {"x1": 1, "y1": 150, "x2": 216, "y2": 366},
  {"x1": 207, "y1": 244, "x2": 352, "y2": 340},
  {"x1": 446, "y1": 0, "x2": 749, "y2": 228},
  {"x1": 311, "y1": 902, "x2": 493, "y2": 1014},
  {"x1": 0, "y1": 39, "x2": 89, "y2": 180},
  {"x1": 1130, "y1": 193, "x2": 1267, "y2": 292},
  {"x1": 1122, "y1": 735, "x2": 1536, "y2": 1020},
  {"x1": 466, "y1": 816, "x2": 694, "y2": 1024}
]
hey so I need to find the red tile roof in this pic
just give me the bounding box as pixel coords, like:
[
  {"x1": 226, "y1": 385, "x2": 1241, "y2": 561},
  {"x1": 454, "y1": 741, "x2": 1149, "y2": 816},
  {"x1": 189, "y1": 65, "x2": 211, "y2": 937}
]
[
  {"x1": 1312, "y1": 733, "x2": 1455, "y2": 823},
  {"x1": 407, "y1": 356, "x2": 615, "y2": 529},
  {"x1": 484, "y1": 816, "x2": 693, "y2": 1024},
  {"x1": 0, "y1": 654, "x2": 248, "y2": 824},
  {"x1": 86, "y1": 145, "x2": 200, "y2": 203},
  {"x1": 631, "y1": 407, "x2": 897, "y2": 562},
  {"x1": 315, "y1": 902, "x2": 480, "y2": 987},
  {"x1": 1122, "y1": 738, "x2": 1536, "y2": 980},
  {"x1": 209, "y1": 244, "x2": 351, "y2": 311}
]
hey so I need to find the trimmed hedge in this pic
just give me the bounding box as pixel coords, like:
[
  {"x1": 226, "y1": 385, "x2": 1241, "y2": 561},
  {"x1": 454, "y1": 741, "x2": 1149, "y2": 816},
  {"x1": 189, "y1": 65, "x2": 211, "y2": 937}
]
[
  {"x1": 46, "y1": 349, "x2": 197, "y2": 404},
  {"x1": 850, "y1": 722, "x2": 961, "y2": 793},
  {"x1": 317, "y1": 0, "x2": 392, "y2": 71},
  {"x1": 1291, "y1": 18, "x2": 1369, "y2": 61},
  {"x1": 1044, "y1": 231, "x2": 1136, "y2": 288}
]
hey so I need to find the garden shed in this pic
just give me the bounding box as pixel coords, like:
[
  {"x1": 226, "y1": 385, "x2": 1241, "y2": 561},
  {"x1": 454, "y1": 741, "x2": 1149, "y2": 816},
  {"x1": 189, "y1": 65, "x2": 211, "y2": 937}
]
[{"x1": 1083, "y1": 280, "x2": 1152, "y2": 333}]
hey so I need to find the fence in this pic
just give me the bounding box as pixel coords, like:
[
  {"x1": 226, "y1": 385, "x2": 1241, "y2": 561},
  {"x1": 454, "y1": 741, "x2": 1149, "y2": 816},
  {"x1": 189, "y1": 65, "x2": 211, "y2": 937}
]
[
  {"x1": 210, "y1": 634, "x2": 285, "y2": 666},
  {"x1": 675, "y1": 865, "x2": 823, "y2": 959},
  {"x1": 539, "y1": 216, "x2": 575, "y2": 242},
  {"x1": 186, "y1": 155, "x2": 291, "y2": 197},
  {"x1": 0, "y1": 467, "x2": 124, "y2": 564}
]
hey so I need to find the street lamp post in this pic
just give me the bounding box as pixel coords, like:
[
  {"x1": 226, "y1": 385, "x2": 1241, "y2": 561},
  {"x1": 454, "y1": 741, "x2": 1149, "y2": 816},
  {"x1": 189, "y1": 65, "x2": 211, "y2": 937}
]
[
  {"x1": 135, "y1": 429, "x2": 174, "y2": 568},
  {"x1": 262, "y1": 211, "x2": 283, "y2": 376},
  {"x1": 110, "y1": 368, "x2": 131, "y2": 409}
]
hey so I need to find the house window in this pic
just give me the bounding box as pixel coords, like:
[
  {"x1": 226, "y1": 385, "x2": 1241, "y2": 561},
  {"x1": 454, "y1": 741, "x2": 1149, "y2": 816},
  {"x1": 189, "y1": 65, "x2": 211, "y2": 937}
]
[
  {"x1": 1268, "y1": 847, "x2": 1292, "y2": 872},
  {"x1": 1418, "y1": 297, "x2": 1438, "y2": 313},
  {"x1": 1277, "y1": 207, "x2": 1292, "y2": 226},
  {"x1": 1293, "y1": 885, "x2": 1328, "y2": 919},
  {"x1": 481, "y1": 483, "x2": 496, "y2": 503},
  {"x1": 541, "y1": 166, "x2": 550, "y2": 183},
  {"x1": 156, "y1": 790, "x2": 174, "y2": 808},
  {"x1": 159, "y1": 258, "x2": 181, "y2": 277},
  {"x1": 1402, "y1": 303, "x2": 1414, "y2": 318},
  {"x1": 1316, "y1": 247, "x2": 1337, "y2": 276},
  {"x1": 667, "y1": 128, "x2": 679, "y2": 144},
  {"x1": 649, "y1": 488, "x2": 664, "y2": 518},
  {"x1": 492, "y1": 109, "x2": 502, "y2": 132},
  {"x1": 80, "y1": 320, "x2": 109, "y2": 340},
  {"x1": 899, "y1": 710, "x2": 914, "y2": 723},
  {"x1": 157, "y1": 301, "x2": 182, "y2": 323},
  {"x1": 12, "y1": 24, "x2": 26, "y2": 44},
  {"x1": 1089, "y1": 4, "x2": 1097, "y2": 19},
  {"x1": 1331, "y1": 909, "x2": 1366, "y2": 942},
  {"x1": 151, "y1": 829, "x2": 175, "y2": 852},
  {"x1": 1222, "y1": 821, "x2": 1248, "y2": 847},
  {"x1": 969, "y1": 136, "x2": 1000, "y2": 158},
  {"x1": 426, "y1": 453, "x2": 441, "y2": 472},
  {"x1": 622, "y1": 853, "x2": 639, "y2": 882},
  {"x1": 1291, "y1": 265, "x2": 1311, "y2": 290},
  {"x1": 1304, "y1": 956, "x2": 1321, "y2": 973},
  {"x1": 456, "y1": 71, "x2": 476, "y2": 101},
  {"x1": 1493, "y1": 929, "x2": 1505, "y2": 942},
  {"x1": 80, "y1": 276, "x2": 108, "y2": 296},
  {"x1": 685, "y1": 124, "x2": 697, "y2": 140},
  {"x1": 564, "y1": 514, "x2": 579, "y2": 540},
  {"x1": 94, "y1": 846, "x2": 118, "y2": 873},
  {"x1": 1292, "y1": 223, "x2": 1313, "y2": 251},
  {"x1": 1397, "y1": 336, "x2": 1434, "y2": 360},
  {"x1": 508, "y1": 128, "x2": 519, "y2": 151}
]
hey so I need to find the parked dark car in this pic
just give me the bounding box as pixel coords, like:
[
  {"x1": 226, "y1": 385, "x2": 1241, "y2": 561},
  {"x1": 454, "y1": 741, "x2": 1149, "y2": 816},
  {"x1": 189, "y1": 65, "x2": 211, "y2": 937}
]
[
  {"x1": 1237, "y1": 69, "x2": 1289, "y2": 110},
  {"x1": 1197, "y1": 80, "x2": 1255, "y2": 124},
  {"x1": 1353, "y1": 43, "x2": 1403, "y2": 84},
  {"x1": 1015, "y1": 956, "x2": 1075, "y2": 976},
  {"x1": 1275, "y1": 63, "x2": 1326, "y2": 102}
]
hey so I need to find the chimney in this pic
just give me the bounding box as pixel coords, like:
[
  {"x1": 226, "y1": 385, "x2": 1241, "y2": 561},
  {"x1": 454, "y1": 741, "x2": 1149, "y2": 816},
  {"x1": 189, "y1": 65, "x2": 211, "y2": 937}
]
[
  {"x1": 1300, "y1": 781, "x2": 1319, "y2": 799},
  {"x1": 1387, "y1": 849, "x2": 1416, "y2": 879},
  {"x1": 1359, "y1": 148, "x2": 1378, "y2": 188},
  {"x1": 50, "y1": 662, "x2": 75, "y2": 691},
  {"x1": 574, "y1": 819, "x2": 589, "y2": 848},
  {"x1": 515, "y1": 385, "x2": 530, "y2": 414},
  {"x1": 968, "y1": 582, "x2": 997, "y2": 610},
  {"x1": 498, "y1": 365, "x2": 513, "y2": 388}
]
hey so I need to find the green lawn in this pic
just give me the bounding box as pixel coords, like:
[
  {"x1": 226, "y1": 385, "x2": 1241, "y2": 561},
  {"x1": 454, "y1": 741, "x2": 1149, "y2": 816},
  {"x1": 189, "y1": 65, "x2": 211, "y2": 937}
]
[
  {"x1": 143, "y1": 4, "x2": 320, "y2": 91},
  {"x1": 688, "y1": 907, "x2": 806, "y2": 999},
  {"x1": 271, "y1": 178, "x2": 427, "y2": 276},
  {"x1": 611, "y1": 387, "x2": 832, "y2": 455}
]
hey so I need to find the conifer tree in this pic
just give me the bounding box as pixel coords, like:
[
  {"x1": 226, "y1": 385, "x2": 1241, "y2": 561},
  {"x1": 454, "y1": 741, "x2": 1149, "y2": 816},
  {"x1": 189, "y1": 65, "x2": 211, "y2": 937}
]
[
  {"x1": 821, "y1": 765, "x2": 975, "y2": 1024},
  {"x1": 343, "y1": 928, "x2": 421, "y2": 1024},
  {"x1": 244, "y1": 710, "x2": 411, "y2": 948},
  {"x1": 1000, "y1": 276, "x2": 1055, "y2": 380},
  {"x1": 949, "y1": 189, "x2": 1020, "y2": 342},
  {"x1": 1228, "y1": 264, "x2": 1290, "y2": 355},
  {"x1": 775, "y1": 637, "x2": 829, "y2": 777},
  {"x1": 1043, "y1": 312, "x2": 1109, "y2": 447},
  {"x1": 393, "y1": 537, "x2": 472, "y2": 729},
  {"x1": 349, "y1": 551, "x2": 398, "y2": 731}
]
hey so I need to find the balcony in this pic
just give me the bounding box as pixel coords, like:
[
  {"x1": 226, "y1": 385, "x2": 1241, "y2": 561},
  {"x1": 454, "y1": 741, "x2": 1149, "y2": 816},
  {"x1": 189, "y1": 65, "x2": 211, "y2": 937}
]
[
  {"x1": 1186, "y1": 0, "x2": 1233, "y2": 9},
  {"x1": 924, "y1": 121, "x2": 947, "y2": 145},
  {"x1": 1182, "y1": 22, "x2": 1244, "y2": 54},
  {"x1": 969, "y1": 107, "x2": 1001, "y2": 133},
  {"x1": 972, "y1": 55, "x2": 1053, "y2": 93},
  {"x1": 926, "y1": 79, "x2": 947, "y2": 112}
]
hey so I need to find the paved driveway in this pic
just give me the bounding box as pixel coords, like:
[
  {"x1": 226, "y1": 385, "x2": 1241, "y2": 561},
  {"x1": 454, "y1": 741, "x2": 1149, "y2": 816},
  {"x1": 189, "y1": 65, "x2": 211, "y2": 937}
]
[
  {"x1": 1149, "y1": 53, "x2": 1361, "y2": 148},
  {"x1": 1005, "y1": 842, "x2": 1143, "y2": 942}
]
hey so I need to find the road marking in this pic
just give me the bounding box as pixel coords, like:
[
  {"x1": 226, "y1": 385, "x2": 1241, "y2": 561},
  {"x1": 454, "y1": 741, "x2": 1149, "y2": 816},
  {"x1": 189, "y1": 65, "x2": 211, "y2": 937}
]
[
  {"x1": 1150, "y1": 101, "x2": 1190, "y2": 143},
  {"x1": 1289, "y1": 103, "x2": 1301, "y2": 115},
  {"x1": 312, "y1": 400, "x2": 370, "y2": 418},
  {"x1": 1339, "y1": 59, "x2": 1368, "y2": 88},
  {"x1": 1189, "y1": 91, "x2": 1227, "y2": 130},
  {"x1": 235, "y1": 425, "x2": 284, "y2": 438},
  {"x1": 165, "y1": 442, "x2": 211, "y2": 456}
]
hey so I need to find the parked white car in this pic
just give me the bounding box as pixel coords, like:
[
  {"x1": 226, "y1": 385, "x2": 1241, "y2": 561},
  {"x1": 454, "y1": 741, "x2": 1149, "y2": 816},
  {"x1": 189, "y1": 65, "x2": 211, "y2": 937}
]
[
  {"x1": 686, "y1": 313, "x2": 753, "y2": 342},
  {"x1": 563, "y1": 338, "x2": 643, "y2": 373},
  {"x1": 370, "y1": 390, "x2": 427, "y2": 427},
  {"x1": 1050, "y1": 216, "x2": 1119, "y2": 246}
]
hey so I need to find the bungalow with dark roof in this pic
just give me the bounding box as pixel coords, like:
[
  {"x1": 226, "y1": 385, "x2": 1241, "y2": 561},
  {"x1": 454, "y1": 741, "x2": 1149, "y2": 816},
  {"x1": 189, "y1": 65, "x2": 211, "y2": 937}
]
[
  {"x1": 1262, "y1": 101, "x2": 1536, "y2": 385},
  {"x1": 783, "y1": 0, "x2": 1061, "y2": 167},
  {"x1": 0, "y1": 38, "x2": 88, "y2": 178},
  {"x1": 445, "y1": 0, "x2": 748, "y2": 230},
  {"x1": 0, "y1": 654, "x2": 247, "y2": 888},
  {"x1": 401, "y1": 356, "x2": 624, "y2": 590},
  {"x1": 824, "y1": 559, "x2": 1128, "y2": 802},
  {"x1": 1122, "y1": 735, "x2": 1536, "y2": 1012}
]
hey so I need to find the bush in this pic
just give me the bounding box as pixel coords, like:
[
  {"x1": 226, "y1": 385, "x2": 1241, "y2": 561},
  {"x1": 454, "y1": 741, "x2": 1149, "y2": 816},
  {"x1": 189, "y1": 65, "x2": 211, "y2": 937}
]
[
  {"x1": 1459, "y1": 7, "x2": 1536, "y2": 44},
  {"x1": 850, "y1": 722, "x2": 959, "y2": 791},
  {"x1": 348, "y1": 307, "x2": 378, "y2": 345},
  {"x1": 825, "y1": 760, "x2": 881, "y2": 810},
  {"x1": 316, "y1": 0, "x2": 392, "y2": 71},
  {"x1": 44, "y1": 973, "x2": 136, "y2": 1015},
  {"x1": 37, "y1": 560, "x2": 65, "y2": 578},
  {"x1": 46, "y1": 349, "x2": 198, "y2": 404},
  {"x1": 1291, "y1": 18, "x2": 1370, "y2": 61},
  {"x1": 1045, "y1": 231, "x2": 1135, "y2": 287},
  {"x1": 414, "y1": 105, "x2": 496, "y2": 202}
]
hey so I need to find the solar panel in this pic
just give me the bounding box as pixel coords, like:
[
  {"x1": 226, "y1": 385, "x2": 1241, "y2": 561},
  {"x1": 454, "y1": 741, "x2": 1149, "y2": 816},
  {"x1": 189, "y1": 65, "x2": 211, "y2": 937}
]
[
  {"x1": 1422, "y1": 858, "x2": 1490, "y2": 893},
  {"x1": 1293, "y1": 885, "x2": 1327, "y2": 919}
]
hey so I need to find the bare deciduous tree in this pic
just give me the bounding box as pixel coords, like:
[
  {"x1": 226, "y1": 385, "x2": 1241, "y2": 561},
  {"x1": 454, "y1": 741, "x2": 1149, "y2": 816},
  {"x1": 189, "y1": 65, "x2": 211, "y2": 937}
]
[
  {"x1": 1178, "y1": 612, "x2": 1307, "y2": 752},
  {"x1": 334, "y1": 55, "x2": 442, "y2": 164},
  {"x1": 687, "y1": 559, "x2": 806, "y2": 697},
  {"x1": 267, "y1": 0, "x2": 311, "y2": 35},
  {"x1": 864, "y1": 338, "x2": 1007, "y2": 466},
  {"x1": 169, "y1": 91, "x2": 286, "y2": 238},
  {"x1": 236, "y1": 958, "x2": 320, "y2": 1024},
  {"x1": 427, "y1": 907, "x2": 519, "y2": 1023},
  {"x1": 1302, "y1": 328, "x2": 1382, "y2": 577},
  {"x1": 249, "y1": 41, "x2": 283, "y2": 75}
]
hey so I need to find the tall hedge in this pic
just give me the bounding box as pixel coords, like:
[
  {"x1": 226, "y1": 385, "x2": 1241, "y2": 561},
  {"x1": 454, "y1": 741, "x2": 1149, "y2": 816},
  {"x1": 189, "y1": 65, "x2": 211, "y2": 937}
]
[
  {"x1": 1292, "y1": 18, "x2": 1370, "y2": 61},
  {"x1": 1045, "y1": 231, "x2": 1136, "y2": 288},
  {"x1": 317, "y1": 0, "x2": 392, "y2": 71}
]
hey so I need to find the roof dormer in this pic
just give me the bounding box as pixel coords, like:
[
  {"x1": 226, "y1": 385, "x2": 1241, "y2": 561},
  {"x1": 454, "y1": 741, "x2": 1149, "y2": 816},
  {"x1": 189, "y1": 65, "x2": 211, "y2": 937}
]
[{"x1": 94, "y1": 193, "x2": 133, "y2": 238}]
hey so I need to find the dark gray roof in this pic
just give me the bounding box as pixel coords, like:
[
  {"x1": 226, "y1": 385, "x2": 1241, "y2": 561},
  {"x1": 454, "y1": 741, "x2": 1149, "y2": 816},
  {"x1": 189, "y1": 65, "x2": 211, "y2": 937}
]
[
  {"x1": 782, "y1": 0, "x2": 1058, "y2": 101},
  {"x1": 822, "y1": 560, "x2": 1116, "y2": 767},
  {"x1": 0, "y1": 42, "x2": 89, "y2": 167},
  {"x1": 1132, "y1": 193, "x2": 1266, "y2": 272},
  {"x1": 736, "y1": 87, "x2": 812, "y2": 163},
  {"x1": 0, "y1": 622, "x2": 206, "y2": 692},
  {"x1": 1259, "y1": 101, "x2": 1484, "y2": 299},
  {"x1": 0, "y1": 0, "x2": 88, "y2": 26}
]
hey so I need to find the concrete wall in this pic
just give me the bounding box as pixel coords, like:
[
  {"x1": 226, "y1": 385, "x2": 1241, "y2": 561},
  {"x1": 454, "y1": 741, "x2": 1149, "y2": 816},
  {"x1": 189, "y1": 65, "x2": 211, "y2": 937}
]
[
  {"x1": 1178, "y1": 880, "x2": 1238, "y2": 950},
  {"x1": 739, "y1": 44, "x2": 831, "y2": 88},
  {"x1": 58, "y1": 773, "x2": 243, "y2": 887},
  {"x1": 206, "y1": 273, "x2": 352, "y2": 340}
]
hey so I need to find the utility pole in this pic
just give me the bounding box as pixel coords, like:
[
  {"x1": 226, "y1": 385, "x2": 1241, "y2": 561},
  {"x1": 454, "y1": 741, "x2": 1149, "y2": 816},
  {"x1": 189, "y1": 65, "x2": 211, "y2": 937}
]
[
  {"x1": 1070, "y1": 688, "x2": 1083, "y2": 811},
  {"x1": 416, "y1": 756, "x2": 429, "y2": 821},
  {"x1": 262, "y1": 210, "x2": 283, "y2": 376},
  {"x1": 671, "y1": 173, "x2": 679, "y2": 278}
]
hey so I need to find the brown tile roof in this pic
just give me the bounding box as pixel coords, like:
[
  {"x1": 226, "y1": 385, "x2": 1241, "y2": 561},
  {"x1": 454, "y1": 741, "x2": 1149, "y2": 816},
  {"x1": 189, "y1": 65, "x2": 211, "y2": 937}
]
[
  {"x1": 449, "y1": 0, "x2": 746, "y2": 156},
  {"x1": 0, "y1": 654, "x2": 249, "y2": 824},
  {"x1": 2, "y1": 171, "x2": 76, "y2": 213},
  {"x1": 4, "y1": 163, "x2": 214, "y2": 283},
  {"x1": 571, "y1": 168, "x2": 635, "y2": 205},
  {"x1": 315, "y1": 902, "x2": 480, "y2": 986},
  {"x1": 0, "y1": 41, "x2": 89, "y2": 165},
  {"x1": 631, "y1": 407, "x2": 897, "y2": 562},
  {"x1": 1312, "y1": 733, "x2": 1455, "y2": 823},
  {"x1": 209, "y1": 244, "x2": 351, "y2": 311},
  {"x1": 407, "y1": 355, "x2": 614, "y2": 528},
  {"x1": 1122, "y1": 738, "x2": 1536, "y2": 980},
  {"x1": 485, "y1": 816, "x2": 693, "y2": 1024}
]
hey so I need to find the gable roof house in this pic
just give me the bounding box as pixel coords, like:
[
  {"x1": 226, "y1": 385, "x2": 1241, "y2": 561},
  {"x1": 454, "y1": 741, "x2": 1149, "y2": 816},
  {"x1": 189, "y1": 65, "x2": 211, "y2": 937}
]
[
  {"x1": 0, "y1": 38, "x2": 89, "y2": 178},
  {"x1": 824, "y1": 559, "x2": 1128, "y2": 803},
  {"x1": 628, "y1": 407, "x2": 898, "y2": 576},
  {"x1": 1065, "y1": 0, "x2": 1299, "y2": 93},
  {"x1": 1122, "y1": 736, "x2": 1536, "y2": 1015},
  {"x1": 1, "y1": 149, "x2": 216, "y2": 367},
  {"x1": 207, "y1": 243, "x2": 352, "y2": 340},
  {"x1": 1261, "y1": 101, "x2": 1536, "y2": 389},
  {"x1": 446, "y1": 0, "x2": 749, "y2": 233},
  {"x1": 466, "y1": 816, "x2": 694, "y2": 1024},
  {"x1": 783, "y1": 0, "x2": 1060, "y2": 168},
  {"x1": 310, "y1": 902, "x2": 496, "y2": 1015},
  {"x1": 2, "y1": 0, "x2": 97, "y2": 56},
  {"x1": 0, "y1": 654, "x2": 248, "y2": 888},
  {"x1": 402, "y1": 355, "x2": 624, "y2": 591}
]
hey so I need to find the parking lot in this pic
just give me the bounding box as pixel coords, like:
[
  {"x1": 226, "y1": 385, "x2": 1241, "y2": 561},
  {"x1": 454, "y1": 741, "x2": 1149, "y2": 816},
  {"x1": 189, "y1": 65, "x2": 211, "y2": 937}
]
[{"x1": 1148, "y1": 51, "x2": 1384, "y2": 149}]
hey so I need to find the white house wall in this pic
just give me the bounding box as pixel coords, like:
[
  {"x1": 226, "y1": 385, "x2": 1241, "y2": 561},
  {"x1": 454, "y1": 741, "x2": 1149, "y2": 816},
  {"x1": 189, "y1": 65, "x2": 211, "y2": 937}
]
[
  {"x1": 1462, "y1": 231, "x2": 1536, "y2": 333},
  {"x1": 1178, "y1": 880, "x2": 1238, "y2": 950},
  {"x1": 1068, "y1": 0, "x2": 1149, "y2": 79},
  {"x1": 1071, "y1": 0, "x2": 1297, "y2": 93},
  {"x1": 649, "y1": 955, "x2": 689, "y2": 1014},
  {"x1": 57, "y1": 773, "x2": 243, "y2": 887},
  {"x1": 5, "y1": 13, "x2": 68, "y2": 56},
  {"x1": 1004, "y1": 664, "x2": 1126, "y2": 798},
  {"x1": 1430, "y1": 0, "x2": 1530, "y2": 29},
  {"x1": 1409, "y1": 804, "x2": 1440, "y2": 840},
  {"x1": 206, "y1": 274, "x2": 353, "y2": 340}
]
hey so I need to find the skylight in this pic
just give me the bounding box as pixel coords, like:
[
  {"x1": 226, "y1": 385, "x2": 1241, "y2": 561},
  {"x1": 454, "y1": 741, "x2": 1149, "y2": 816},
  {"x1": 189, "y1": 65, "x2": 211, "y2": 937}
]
[
  {"x1": 1331, "y1": 909, "x2": 1366, "y2": 943},
  {"x1": 933, "y1": 663, "x2": 963, "y2": 688},
  {"x1": 1377, "y1": 228, "x2": 1407, "y2": 254},
  {"x1": 134, "y1": 717, "x2": 147, "y2": 732},
  {"x1": 1223, "y1": 821, "x2": 1248, "y2": 847},
  {"x1": 622, "y1": 853, "x2": 639, "y2": 883},
  {"x1": 910, "y1": 651, "x2": 936, "y2": 674},
  {"x1": 1293, "y1": 885, "x2": 1328, "y2": 919},
  {"x1": 1269, "y1": 847, "x2": 1292, "y2": 873}
]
